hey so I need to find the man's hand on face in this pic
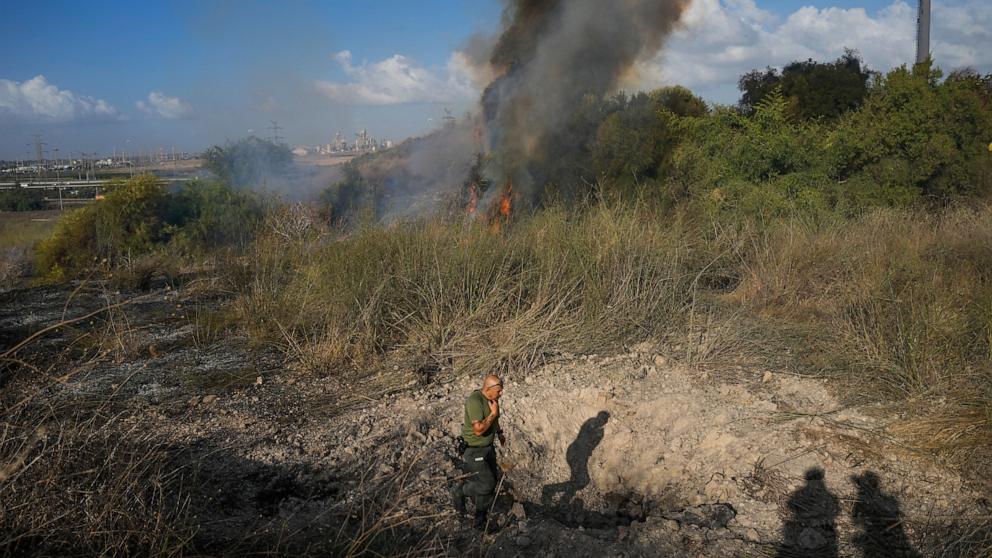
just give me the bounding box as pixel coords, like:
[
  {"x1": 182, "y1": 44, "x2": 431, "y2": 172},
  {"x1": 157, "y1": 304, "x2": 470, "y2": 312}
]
[{"x1": 488, "y1": 398, "x2": 499, "y2": 418}]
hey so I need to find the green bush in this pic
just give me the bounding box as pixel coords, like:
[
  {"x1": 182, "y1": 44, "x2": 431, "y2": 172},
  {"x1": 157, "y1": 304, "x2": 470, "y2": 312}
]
[
  {"x1": 666, "y1": 62, "x2": 992, "y2": 219},
  {"x1": 35, "y1": 206, "x2": 100, "y2": 281},
  {"x1": 0, "y1": 188, "x2": 45, "y2": 211},
  {"x1": 36, "y1": 175, "x2": 263, "y2": 280},
  {"x1": 828, "y1": 61, "x2": 992, "y2": 200},
  {"x1": 169, "y1": 180, "x2": 265, "y2": 253},
  {"x1": 203, "y1": 136, "x2": 292, "y2": 188}
]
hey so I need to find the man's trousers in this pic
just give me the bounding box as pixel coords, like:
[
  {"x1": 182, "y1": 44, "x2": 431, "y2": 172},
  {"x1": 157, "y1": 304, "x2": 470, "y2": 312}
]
[{"x1": 459, "y1": 444, "x2": 497, "y2": 512}]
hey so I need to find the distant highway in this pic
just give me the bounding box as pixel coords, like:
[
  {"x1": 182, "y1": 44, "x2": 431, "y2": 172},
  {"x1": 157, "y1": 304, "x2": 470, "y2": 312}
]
[{"x1": 0, "y1": 177, "x2": 195, "y2": 190}]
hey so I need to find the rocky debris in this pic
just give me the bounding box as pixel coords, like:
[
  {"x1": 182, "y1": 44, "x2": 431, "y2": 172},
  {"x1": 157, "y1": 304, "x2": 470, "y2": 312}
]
[
  {"x1": 660, "y1": 503, "x2": 736, "y2": 530},
  {"x1": 486, "y1": 519, "x2": 617, "y2": 558},
  {"x1": 511, "y1": 502, "x2": 527, "y2": 521}
]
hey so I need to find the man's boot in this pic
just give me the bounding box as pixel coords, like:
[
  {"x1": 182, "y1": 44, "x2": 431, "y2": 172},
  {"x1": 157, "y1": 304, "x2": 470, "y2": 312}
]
[
  {"x1": 449, "y1": 484, "x2": 467, "y2": 516},
  {"x1": 473, "y1": 510, "x2": 491, "y2": 532}
]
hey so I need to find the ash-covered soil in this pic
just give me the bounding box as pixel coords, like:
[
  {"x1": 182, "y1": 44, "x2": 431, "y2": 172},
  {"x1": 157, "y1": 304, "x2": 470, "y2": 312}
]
[{"x1": 2, "y1": 283, "x2": 987, "y2": 557}]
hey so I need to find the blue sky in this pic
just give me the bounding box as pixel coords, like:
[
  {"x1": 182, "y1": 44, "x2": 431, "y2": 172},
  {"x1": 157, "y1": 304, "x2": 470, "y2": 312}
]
[{"x1": 1, "y1": 0, "x2": 989, "y2": 160}]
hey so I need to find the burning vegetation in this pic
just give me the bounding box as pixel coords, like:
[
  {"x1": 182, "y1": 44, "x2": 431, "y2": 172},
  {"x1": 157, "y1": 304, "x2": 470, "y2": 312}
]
[
  {"x1": 477, "y1": 0, "x2": 689, "y2": 208},
  {"x1": 323, "y1": 0, "x2": 691, "y2": 225}
]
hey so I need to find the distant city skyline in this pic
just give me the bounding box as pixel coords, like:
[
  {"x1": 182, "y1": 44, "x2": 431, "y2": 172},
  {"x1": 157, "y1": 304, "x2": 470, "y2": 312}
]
[{"x1": 1, "y1": 0, "x2": 989, "y2": 159}]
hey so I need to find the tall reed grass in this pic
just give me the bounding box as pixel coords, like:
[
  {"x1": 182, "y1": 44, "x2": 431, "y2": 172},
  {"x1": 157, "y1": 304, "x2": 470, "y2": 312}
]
[
  {"x1": 230, "y1": 203, "x2": 701, "y2": 376},
  {"x1": 736, "y1": 205, "x2": 992, "y2": 471}
]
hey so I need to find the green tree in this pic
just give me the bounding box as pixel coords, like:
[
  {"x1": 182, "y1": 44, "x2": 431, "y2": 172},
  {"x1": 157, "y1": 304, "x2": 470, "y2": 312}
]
[
  {"x1": 739, "y1": 50, "x2": 874, "y2": 120},
  {"x1": 203, "y1": 136, "x2": 292, "y2": 188},
  {"x1": 828, "y1": 60, "x2": 992, "y2": 200},
  {"x1": 651, "y1": 86, "x2": 708, "y2": 117},
  {"x1": 591, "y1": 92, "x2": 679, "y2": 191}
]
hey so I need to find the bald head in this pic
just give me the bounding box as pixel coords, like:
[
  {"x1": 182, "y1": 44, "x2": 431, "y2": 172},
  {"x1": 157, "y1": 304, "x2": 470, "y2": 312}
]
[{"x1": 481, "y1": 374, "x2": 503, "y2": 401}]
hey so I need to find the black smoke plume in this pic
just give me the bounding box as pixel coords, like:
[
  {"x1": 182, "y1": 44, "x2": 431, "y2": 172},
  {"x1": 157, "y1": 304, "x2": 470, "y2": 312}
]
[
  {"x1": 479, "y1": 0, "x2": 689, "y2": 206},
  {"x1": 325, "y1": 0, "x2": 689, "y2": 220}
]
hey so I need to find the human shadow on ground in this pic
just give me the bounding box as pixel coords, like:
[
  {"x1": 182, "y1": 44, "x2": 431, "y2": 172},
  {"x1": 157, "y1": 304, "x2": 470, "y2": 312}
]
[
  {"x1": 851, "y1": 471, "x2": 920, "y2": 558},
  {"x1": 527, "y1": 411, "x2": 643, "y2": 529},
  {"x1": 540, "y1": 411, "x2": 610, "y2": 512},
  {"x1": 776, "y1": 467, "x2": 840, "y2": 558}
]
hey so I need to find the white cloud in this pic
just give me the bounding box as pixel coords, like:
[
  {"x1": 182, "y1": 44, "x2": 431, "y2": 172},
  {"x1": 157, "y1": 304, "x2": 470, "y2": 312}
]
[
  {"x1": 0, "y1": 75, "x2": 119, "y2": 122},
  {"x1": 634, "y1": 0, "x2": 992, "y2": 104},
  {"x1": 136, "y1": 91, "x2": 193, "y2": 119},
  {"x1": 314, "y1": 50, "x2": 481, "y2": 105},
  {"x1": 316, "y1": 1, "x2": 991, "y2": 109}
]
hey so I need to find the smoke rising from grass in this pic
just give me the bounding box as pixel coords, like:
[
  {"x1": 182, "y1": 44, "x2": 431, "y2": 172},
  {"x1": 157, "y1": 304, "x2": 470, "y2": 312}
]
[
  {"x1": 329, "y1": 0, "x2": 690, "y2": 220},
  {"x1": 204, "y1": 136, "x2": 342, "y2": 201},
  {"x1": 479, "y1": 0, "x2": 690, "y2": 205}
]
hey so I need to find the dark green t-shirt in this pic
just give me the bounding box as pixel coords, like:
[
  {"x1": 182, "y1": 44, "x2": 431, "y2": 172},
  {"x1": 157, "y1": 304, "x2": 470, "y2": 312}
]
[{"x1": 461, "y1": 389, "x2": 498, "y2": 447}]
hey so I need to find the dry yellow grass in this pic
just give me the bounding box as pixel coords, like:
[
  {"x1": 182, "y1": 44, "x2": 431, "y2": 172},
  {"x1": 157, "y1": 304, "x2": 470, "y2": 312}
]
[
  {"x1": 0, "y1": 210, "x2": 62, "y2": 250},
  {"x1": 733, "y1": 205, "x2": 992, "y2": 477}
]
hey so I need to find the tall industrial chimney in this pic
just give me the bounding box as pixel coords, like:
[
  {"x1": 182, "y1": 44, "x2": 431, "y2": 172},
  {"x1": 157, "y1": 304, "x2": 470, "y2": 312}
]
[{"x1": 916, "y1": 0, "x2": 931, "y2": 64}]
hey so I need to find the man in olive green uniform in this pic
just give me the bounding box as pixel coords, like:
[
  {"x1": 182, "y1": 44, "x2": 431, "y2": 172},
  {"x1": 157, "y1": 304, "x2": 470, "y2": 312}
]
[{"x1": 450, "y1": 374, "x2": 506, "y2": 530}]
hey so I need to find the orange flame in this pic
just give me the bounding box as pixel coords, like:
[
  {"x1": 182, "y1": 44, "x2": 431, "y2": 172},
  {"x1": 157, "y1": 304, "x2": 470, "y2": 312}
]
[
  {"x1": 499, "y1": 182, "x2": 512, "y2": 218},
  {"x1": 489, "y1": 181, "x2": 513, "y2": 233},
  {"x1": 466, "y1": 182, "x2": 479, "y2": 219}
]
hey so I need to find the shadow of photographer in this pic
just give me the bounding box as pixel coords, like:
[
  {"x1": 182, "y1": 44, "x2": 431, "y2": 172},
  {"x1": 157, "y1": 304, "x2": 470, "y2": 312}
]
[{"x1": 775, "y1": 467, "x2": 920, "y2": 558}]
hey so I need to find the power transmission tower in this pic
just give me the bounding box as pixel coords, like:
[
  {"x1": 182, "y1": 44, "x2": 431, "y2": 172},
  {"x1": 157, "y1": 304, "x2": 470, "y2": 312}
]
[
  {"x1": 26, "y1": 135, "x2": 47, "y2": 177},
  {"x1": 27, "y1": 134, "x2": 47, "y2": 163},
  {"x1": 268, "y1": 120, "x2": 284, "y2": 144}
]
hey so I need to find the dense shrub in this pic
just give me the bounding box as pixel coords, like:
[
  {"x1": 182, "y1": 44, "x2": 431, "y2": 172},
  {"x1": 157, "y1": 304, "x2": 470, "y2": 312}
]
[
  {"x1": 203, "y1": 136, "x2": 293, "y2": 188},
  {"x1": 828, "y1": 61, "x2": 992, "y2": 201},
  {"x1": 592, "y1": 94, "x2": 680, "y2": 191},
  {"x1": 169, "y1": 180, "x2": 265, "y2": 252},
  {"x1": 670, "y1": 61, "x2": 992, "y2": 218},
  {"x1": 0, "y1": 188, "x2": 45, "y2": 211},
  {"x1": 36, "y1": 175, "x2": 262, "y2": 279}
]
